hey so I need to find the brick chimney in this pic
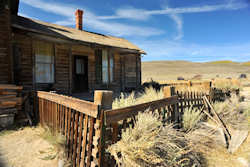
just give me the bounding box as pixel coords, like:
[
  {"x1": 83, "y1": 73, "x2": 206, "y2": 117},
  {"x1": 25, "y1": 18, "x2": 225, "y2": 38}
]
[{"x1": 75, "y1": 9, "x2": 83, "y2": 30}]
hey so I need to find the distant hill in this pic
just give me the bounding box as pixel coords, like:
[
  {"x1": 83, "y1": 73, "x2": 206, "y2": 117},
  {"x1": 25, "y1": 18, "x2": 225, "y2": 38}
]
[{"x1": 142, "y1": 60, "x2": 250, "y2": 82}]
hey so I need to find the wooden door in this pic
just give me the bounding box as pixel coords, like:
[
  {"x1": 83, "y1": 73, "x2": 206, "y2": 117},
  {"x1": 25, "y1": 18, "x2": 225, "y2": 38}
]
[{"x1": 74, "y1": 56, "x2": 88, "y2": 92}]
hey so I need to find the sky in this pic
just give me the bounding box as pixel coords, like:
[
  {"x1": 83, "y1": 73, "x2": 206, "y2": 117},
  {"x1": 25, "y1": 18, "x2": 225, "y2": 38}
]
[{"x1": 18, "y1": 0, "x2": 250, "y2": 62}]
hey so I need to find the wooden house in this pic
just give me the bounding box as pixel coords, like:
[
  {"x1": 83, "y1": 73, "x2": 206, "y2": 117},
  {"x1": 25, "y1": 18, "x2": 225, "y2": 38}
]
[{"x1": 0, "y1": 0, "x2": 145, "y2": 97}]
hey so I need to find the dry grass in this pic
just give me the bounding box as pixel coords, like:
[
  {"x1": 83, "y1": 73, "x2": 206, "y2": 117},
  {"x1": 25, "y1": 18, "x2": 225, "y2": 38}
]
[
  {"x1": 142, "y1": 60, "x2": 250, "y2": 82},
  {"x1": 182, "y1": 106, "x2": 204, "y2": 132},
  {"x1": 112, "y1": 87, "x2": 164, "y2": 109},
  {"x1": 107, "y1": 112, "x2": 202, "y2": 167},
  {"x1": 212, "y1": 78, "x2": 242, "y2": 90},
  {"x1": 213, "y1": 95, "x2": 249, "y2": 130}
]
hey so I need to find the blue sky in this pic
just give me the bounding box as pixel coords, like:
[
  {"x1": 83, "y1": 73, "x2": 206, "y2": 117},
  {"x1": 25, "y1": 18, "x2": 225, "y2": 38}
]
[{"x1": 19, "y1": 0, "x2": 250, "y2": 62}]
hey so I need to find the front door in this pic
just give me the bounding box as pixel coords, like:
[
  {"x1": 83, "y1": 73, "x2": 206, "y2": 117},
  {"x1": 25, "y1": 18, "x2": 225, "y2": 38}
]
[{"x1": 74, "y1": 56, "x2": 88, "y2": 92}]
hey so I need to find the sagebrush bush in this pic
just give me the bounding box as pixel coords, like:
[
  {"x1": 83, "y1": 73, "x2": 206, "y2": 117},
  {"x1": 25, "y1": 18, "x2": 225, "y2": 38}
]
[
  {"x1": 107, "y1": 112, "x2": 203, "y2": 167},
  {"x1": 182, "y1": 106, "x2": 204, "y2": 132}
]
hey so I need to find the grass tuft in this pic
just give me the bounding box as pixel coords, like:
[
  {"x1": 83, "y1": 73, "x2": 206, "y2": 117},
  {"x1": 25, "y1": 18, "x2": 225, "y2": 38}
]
[{"x1": 182, "y1": 106, "x2": 204, "y2": 132}]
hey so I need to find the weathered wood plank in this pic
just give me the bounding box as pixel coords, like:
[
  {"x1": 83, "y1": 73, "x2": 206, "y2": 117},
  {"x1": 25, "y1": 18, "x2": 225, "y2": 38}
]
[
  {"x1": 86, "y1": 117, "x2": 94, "y2": 167},
  {"x1": 37, "y1": 91, "x2": 99, "y2": 118},
  {"x1": 76, "y1": 113, "x2": 84, "y2": 167},
  {"x1": 80, "y1": 115, "x2": 89, "y2": 167},
  {"x1": 105, "y1": 96, "x2": 178, "y2": 124}
]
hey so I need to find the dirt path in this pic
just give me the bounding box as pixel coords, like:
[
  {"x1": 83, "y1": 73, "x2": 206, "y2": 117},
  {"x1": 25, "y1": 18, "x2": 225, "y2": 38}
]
[{"x1": 0, "y1": 127, "x2": 58, "y2": 167}]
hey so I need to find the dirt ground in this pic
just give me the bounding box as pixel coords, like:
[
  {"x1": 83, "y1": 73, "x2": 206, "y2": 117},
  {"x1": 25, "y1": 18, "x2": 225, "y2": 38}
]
[{"x1": 0, "y1": 127, "x2": 58, "y2": 167}]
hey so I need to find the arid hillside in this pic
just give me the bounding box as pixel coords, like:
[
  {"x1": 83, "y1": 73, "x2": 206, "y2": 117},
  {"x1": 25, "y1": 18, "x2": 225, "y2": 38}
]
[{"x1": 142, "y1": 61, "x2": 250, "y2": 82}]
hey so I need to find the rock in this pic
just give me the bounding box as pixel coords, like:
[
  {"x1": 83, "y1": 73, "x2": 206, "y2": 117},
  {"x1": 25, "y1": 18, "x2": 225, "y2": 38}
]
[
  {"x1": 237, "y1": 157, "x2": 250, "y2": 167},
  {"x1": 177, "y1": 76, "x2": 185, "y2": 80},
  {"x1": 228, "y1": 130, "x2": 248, "y2": 154},
  {"x1": 239, "y1": 74, "x2": 247, "y2": 79}
]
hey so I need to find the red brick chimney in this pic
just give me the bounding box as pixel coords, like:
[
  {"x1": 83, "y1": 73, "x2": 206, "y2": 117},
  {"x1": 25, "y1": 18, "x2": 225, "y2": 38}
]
[{"x1": 75, "y1": 9, "x2": 83, "y2": 30}]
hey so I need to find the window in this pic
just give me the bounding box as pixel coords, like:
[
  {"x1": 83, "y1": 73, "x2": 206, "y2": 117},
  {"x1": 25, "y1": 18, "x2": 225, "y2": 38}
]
[
  {"x1": 95, "y1": 49, "x2": 114, "y2": 84},
  {"x1": 34, "y1": 41, "x2": 54, "y2": 83},
  {"x1": 76, "y1": 58, "x2": 85, "y2": 75}
]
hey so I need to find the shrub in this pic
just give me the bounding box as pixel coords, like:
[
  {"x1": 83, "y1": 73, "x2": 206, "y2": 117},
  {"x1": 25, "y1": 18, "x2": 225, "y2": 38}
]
[
  {"x1": 212, "y1": 95, "x2": 249, "y2": 130},
  {"x1": 182, "y1": 106, "x2": 204, "y2": 132},
  {"x1": 177, "y1": 76, "x2": 185, "y2": 80},
  {"x1": 139, "y1": 79, "x2": 162, "y2": 92},
  {"x1": 107, "y1": 112, "x2": 201, "y2": 167},
  {"x1": 239, "y1": 74, "x2": 247, "y2": 79}
]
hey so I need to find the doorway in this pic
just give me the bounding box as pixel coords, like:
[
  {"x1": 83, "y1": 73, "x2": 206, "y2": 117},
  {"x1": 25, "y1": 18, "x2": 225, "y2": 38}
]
[{"x1": 73, "y1": 56, "x2": 88, "y2": 92}]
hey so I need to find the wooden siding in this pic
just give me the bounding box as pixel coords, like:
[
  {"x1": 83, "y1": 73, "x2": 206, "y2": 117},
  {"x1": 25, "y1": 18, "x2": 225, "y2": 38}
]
[
  {"x1": 11, "y1": 30, "x2": 141, "y2": 94},
  {"x1": 124, "y1": 54, "x2": 141, "y2": 89},
  {"x1": 0, "y1": 8, "x2": 12, "y2": 84},
  {"x1": 13, "y1": 33, "x2": 33, "y2": 90},
  {"x1": 54, "y1": 44, "x2": 70, "y2": 94}
]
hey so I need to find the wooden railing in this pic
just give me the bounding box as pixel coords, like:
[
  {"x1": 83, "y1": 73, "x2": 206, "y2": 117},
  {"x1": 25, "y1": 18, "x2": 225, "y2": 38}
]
[{"x1": 37, "y1": 91, "x2": 104, "y2": 167}]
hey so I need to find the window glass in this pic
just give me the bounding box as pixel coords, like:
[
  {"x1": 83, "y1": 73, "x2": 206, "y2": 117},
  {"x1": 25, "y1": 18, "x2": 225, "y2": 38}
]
[
  {"x1": 102, "y1": 50, "x2": 108, "y2": 83},
  {"x1": 110, "y1": 54, "x2": 114, "y2": 82},
  {"x1": 76, "y1": 58, "x2": 85, "y2": 74},
  {"x1": 35, "y1": 41, "x2": 54, "y2": 83}
]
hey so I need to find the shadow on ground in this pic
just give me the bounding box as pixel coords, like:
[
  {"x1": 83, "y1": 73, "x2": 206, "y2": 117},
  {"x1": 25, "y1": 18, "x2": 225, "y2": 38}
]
[{"x1": 0, "y1": 151, "x2": 7, "y2": 167}]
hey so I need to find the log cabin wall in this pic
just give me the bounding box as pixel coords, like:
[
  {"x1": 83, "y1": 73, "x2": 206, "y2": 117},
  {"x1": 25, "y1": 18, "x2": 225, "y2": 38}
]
[
  {"x1": 0, "y1": 8, "x2": 12, "y2": 84},
  {"x1": 11, "y1": 29, "x2": 141, "y2": 95}
]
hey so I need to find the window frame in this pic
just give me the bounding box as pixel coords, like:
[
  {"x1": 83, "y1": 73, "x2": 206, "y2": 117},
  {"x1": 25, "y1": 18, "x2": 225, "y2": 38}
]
[{"x1": 95, "y1": 49, "x2": 114, "y2": 84}]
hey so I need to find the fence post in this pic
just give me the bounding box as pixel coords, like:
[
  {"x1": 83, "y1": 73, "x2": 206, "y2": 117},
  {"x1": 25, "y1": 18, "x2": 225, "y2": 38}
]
[
  {"x1": 163, "y1": 86, "x2": 175, "y2": 97},
  {"x1": 164, "y1": 86, "x2": 180, "y2": 126},
  {"x1": 188, "y1": 80, "x2": 192, "y2": 87},
  {"x1": 94, "y1": 90, "x2": 113, "y2": 167}
]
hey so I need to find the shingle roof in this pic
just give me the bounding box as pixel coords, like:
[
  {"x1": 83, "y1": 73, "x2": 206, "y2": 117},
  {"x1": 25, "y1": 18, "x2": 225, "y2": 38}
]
[{"x1": 11, "y1": 15, "x2": 145, "y2": 54}]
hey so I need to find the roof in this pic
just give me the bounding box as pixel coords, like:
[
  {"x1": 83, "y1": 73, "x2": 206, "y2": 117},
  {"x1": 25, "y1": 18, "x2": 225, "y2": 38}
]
[{"x1": 11, "y1": 15, "x2": 145, "y2": 54}]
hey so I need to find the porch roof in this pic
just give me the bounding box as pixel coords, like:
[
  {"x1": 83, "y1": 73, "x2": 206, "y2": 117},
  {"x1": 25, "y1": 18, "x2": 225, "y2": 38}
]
[{"x1": 11, "y1": 15, "x2": 146, "y2": 54}]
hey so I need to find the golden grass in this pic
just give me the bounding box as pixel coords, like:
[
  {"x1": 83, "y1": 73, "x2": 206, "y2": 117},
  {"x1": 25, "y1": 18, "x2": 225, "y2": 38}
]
[
  {"x1": 242, "y1": 61, "x2": 250, "y2": 66},
  {"x1": 182, "y1": 106, "x2": 204, "y2": 132},
  {"x1": 212, "y1": 95, "x2": 249, "y2": 130},
  {"x1": 107, "y1": 112, "x2": 202, "y2": 167},
  {"x1": 212, "y1": 78, "x2": 242, "y2": 90},
  {"x1": 112, "y1": 87, "x2": 164, "y2": 109},
  {"x1": 142, "y1": 61, "x2": 250, "y2": 82},
  {"x1": 208, "y1": 60, "x2": 236, "y2": 65}
]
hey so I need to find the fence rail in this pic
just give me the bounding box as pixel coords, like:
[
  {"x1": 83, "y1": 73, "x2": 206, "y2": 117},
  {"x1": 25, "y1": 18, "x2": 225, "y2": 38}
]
[{"x1": 105, "y1": 95, "x2": 178, "y2": 125}]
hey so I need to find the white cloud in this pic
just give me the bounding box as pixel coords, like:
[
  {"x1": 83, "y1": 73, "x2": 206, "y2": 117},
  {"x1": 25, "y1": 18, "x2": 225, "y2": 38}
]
[
  {"x1": 20, "y1": 0, "x2": 248, "y2": 39},
  {"x1": 20, "y1": 0, "x2": 164, "y2": 37},
  {"x1": 99, "y1": 1, "x2": 247, "y2": 40},
  {"x1": 168, "y1": 14, "x2": 183, "y2": 40}
]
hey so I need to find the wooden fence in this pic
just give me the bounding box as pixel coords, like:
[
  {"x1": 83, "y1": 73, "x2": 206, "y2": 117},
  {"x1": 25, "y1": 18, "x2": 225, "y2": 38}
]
[
  {"x1": 37, "y1": 88, "x2": 180, "y2": 167},
  {"x1": 37, "y1": 86, "x2": 233, "y2": 167},
  {"x1": 37, "y1": 91, "x2": 106, "y2": 167}
]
